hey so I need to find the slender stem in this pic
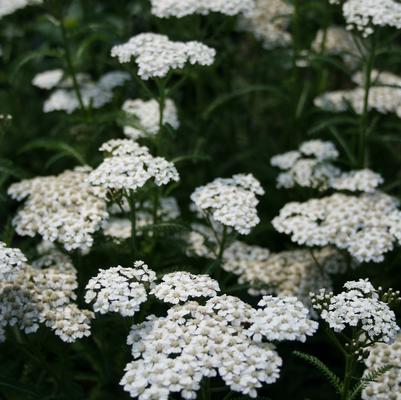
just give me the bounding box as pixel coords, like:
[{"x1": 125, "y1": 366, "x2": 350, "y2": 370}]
[
  {"x1": 127, "y1": 190, "x2": 137, "y2": 254},
  {"x1": 358, "y1": 33, "x2": 377, "y2": 168},
  {"x1": 217, "y1": 225, "x2": 228, "y2": 264},
  {"x1": 341, "y1": 354, "x2": 355, "y2": 400},
  {"x1": 152, "y1": 186, "x2": 160, "y2": 225},
  {"x1": 59, "y1": 19, "x2": 86, "y2": 114}
]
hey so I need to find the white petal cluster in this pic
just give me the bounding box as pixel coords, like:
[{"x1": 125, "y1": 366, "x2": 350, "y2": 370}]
[
  {"x1": 190, "y1": 173, "x2": 264, "y2": 235},
  {"x1": 43, "y1": 71, "x2": 129, "y2": 113},
  {"x1": 0, "y1": 249, "x2": 93, "y2": 343},
  {"x1": 32, "y1": 69, "x2": 64, "y2": 90},
  {"x1": 0, "y1": 241, "x2": 27, "y2": 279},
  {"x1": 315, "y1": 70, "x2": 401, "y2": 118},
  {"x1": 8, "y1": 167, "x2": 108, "y2": 253},
  {"x1": 151, "y1": 271, "x2": 220, "y2": 304},
  {"x1": 85, "y1": 262, "x2": 156, "y2": 317},
  {"x1": 248, "y1": 296, "x2": 318, "y2": 342},
  {"x1": 150, "y1": 0, "x2": 254, "y2": 18},
  {"x1": 311, "y1": 26, "x2": 360, "y2": 69},
  {"x1": 88, "y1": 139, "x2": 180, "y2": 192},
  {"x1": 122, "y1": 98, "x2": 179, "y2": 140},
  {"x1": 312, "y1": 279, "x2": 399, "y2": 343},
  {"x1": 238, "y1": 0, "x2": 293, "y2": 50},
  {"x1": 223, "y1": 243, "x2": 346, "y2": 304},
  {"x1": 271, "y1": 140, "x2": 384, "y2": 192},
  {"x1": 122, "y1": 297, "x2": 282, "y2": 399},
  {"x1": 362, "y1": 335, "x2": 401, "y2": 400},
  {"x1": 273, "y1": 192, "x2": 401, "y2": 263},
  {"x1": 338, "y1": 0, "x2": 401, "y2": 37},
  {"x1": 104, "y1": 197, "x2": 180, "y2": 242},
  {"x1": 0, "y1": 0, "x2": 42, "y2": 19},
  {"x1": 111, "y1": 33, "x2": 216, "y2": 80}
]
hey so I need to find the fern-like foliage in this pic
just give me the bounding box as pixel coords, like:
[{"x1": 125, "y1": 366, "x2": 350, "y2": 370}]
[
  {"x1": 293, "y1": 351, "x2": 343, "y2": 395},
  {"x1": 349, "y1": 364, "x2": 397, "y2": 400}
]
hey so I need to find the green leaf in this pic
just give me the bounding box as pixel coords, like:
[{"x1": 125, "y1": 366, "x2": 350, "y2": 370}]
[
  {"x1": 349, "y1": 364, "x2": 397, "y2": 400},
  {"x1": 19, "y1": 139, "x2": 87, "y2": 166},
  {"x1": 308, "y1": 116, "x2": 357, "y2": 136},
  {"x1": 141, "y1": 222, "x2": 190, "y2": 236},
  {"x1": 293, "y1": 351, "x2": 343, "y2": 394},
  {"x1": 202, "y1": 85, "x2": 284, "y2": 119},
  {"x1": 0, "y1": 158, "x2": 28, "y2": 179}
]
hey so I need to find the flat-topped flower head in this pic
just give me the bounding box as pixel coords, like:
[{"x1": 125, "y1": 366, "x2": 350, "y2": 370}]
[
  {"x1": 238, "y1": 0, "x2": 293, "y2": 49},
  {"x1": 191, "y1": 173, "x2": 264, "y2": 235},
  {"x1": 85, "y1": 262, "x2": 156, "y2": 317},
  {"x1": 111, "y1": 33, "x2": 216, "y2": 80},
  {"x1": 273, "y1": 192, "x2": 401, "y2": 263},
  {"x1": 271, "y1": 140, "x2": 384, "y2": 192},
  {"x1": 247, "y1": 296, "x2": 318, "y2": 342},
  {"x1": 362, "y1": 335, "x2": 401, "y2": 400},
  {"x1": 0, "y1": 242, "x2": 27, "y2": 279},
  {"x1": 311, "y1": 279, "x2": 400, "y2": 345},
  {"x1": 0, "y1": 249, "x2": 93, "y2": 343},
  {"x1": 151, "y1": 271, "x2": 220, "y2": 304},
  {"x1": 122, "y1": 98, "x2": 179, "y2": 140},
  {"x1": 150, "y1": 0, "x2": 254, "y2": 18},
  {"x1": 0, "y1": 0, "x2": 42, "y2": 18},
  {"x1": 43, "y1": 71, "x2": 129, "y2": 114},
  {"x1": 32, "y1": 69, "x2": 64, "y2": 90},
  {"x1": 88, "y1": 139, "x2": 179, "y2": 192},
  {"x1": 8, "y1": 167, "x2": 108, "y2": 253}
]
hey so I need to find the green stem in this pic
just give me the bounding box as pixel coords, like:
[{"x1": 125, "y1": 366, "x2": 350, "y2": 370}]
[
  {"x1": 127, "y1": 190, "x2": 137, "y2": 255},
  {"x1": 217, "y1": 225, "x2": 228, "y2": 264},
  {"x1": 60, "y1": 19, "x2": 86, "y2": 114},
  {"x1": 341, "y1": 354, "x2": 355, "y2": 400},
  {"x1": 358, "y1": 33, "x2": 377, "y2": 168}
]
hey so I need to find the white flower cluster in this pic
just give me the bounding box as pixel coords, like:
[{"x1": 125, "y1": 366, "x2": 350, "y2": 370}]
[
  {"x1": 311, "y1": 26, "x2": 360, "y2": 69},
  {"x1": 122, "y1": 293, "x2": 316, "y2": 399},
  {"x1": 151, "y1": 271, "x2": 220, "y2": 304},
  {"x1": 315, "y1": 70, "x2": 401, "y2": 118},
  {"x1": 88, "y1": 139, "x2": 180, "y2": 192},
  {"x1": 32, "y1": 69, "x2": 65, "y2": 90},
  {"x1": 271, "y1": 140, "x2": 383, "y2": 192},
  {"x1": 0, "y1": 0, "x2": 41, "y2": 19},
  {"x1": 0, "y1": 248, "x2": 93, "y2": 343},
  {"x1": 104, "y1": 197, "x2": 180, "y2": 242},
  {"x1": 273, "y1": 191, "x2": 401, "y2": 263},
  {"x1": 122, "y1": 98, "x2": 180, "y2": 140},
  {"x1": 238, "y1": 0, "x2": 293, "y2": 50},
  {"x1": 43, "y1": 71, "x2": 130, "y2": 113},
  {"x1": 150, "y1": 0, "x2": 254, "y2": 18},
  {"x1": 334, "y1": 0, "x2": 401, "y2": 37},
  {"x1": 85, "y1": 261, "x2": 156, "y2": 317},
  {"x1": 312, "y1": 279, "x2": 399, "y2": 344},
  {"x1": 191, "y1": 173, "x2": 265, "y2": 235},
  {"x1": 111, "y1": 33, "x2": 216, "y2": 80},
  {"x1": 0, "y1": 241, "x2": 27, "y2": 279},
  {"x1": 248, "y1": 296, "x2": 318, "y2": 342},
  {"x1": 222, "y1": 243, "x2": 347, "y2": 304},
  {"x1": 362, "y1": 335, "x2": 401, "y2": 400},
  {"x1": 8, "y1": 167, "x2": 108, "y2": 253}
]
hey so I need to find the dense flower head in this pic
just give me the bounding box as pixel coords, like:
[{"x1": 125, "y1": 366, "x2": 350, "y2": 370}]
[
  {"x1": 43, "y1": 71, "x2": 129, "y2": 113},
  {"x1": 150, "y1": 0, "x2": 254, "y2": 18},
  {"x1": 271, "y1": 140, "x2": 383, "y2": 192},
  {"x1": 362, "y1": 335, "x2": 401, "y2": 400},
  {"x1": 104, "y1": 197, "x2": 180, "y2": 242},
  {"x1": 238, "y1": 0, "x2": 293, "y2": 49},
  {"x1": 335, "y1": 0, "x2": 401, "y2": 37},
  {"x1": 151, "y1": 271, "x2": 220, "y2": 304},
  {"x1": 190, "y1": 173, "x2": 264, "y2": 235},
  {"x1": 8, "y1": 167, "x2": 108, "y2": 253},
  {"x1": 0, "y1": 241, "x2": 27, "y2": 279},
  {"x1": 111, "y1": 33, "x2": 216, "y2": 80},
  {"x1": 311, "y1": 279, "x2": 400, "y2": 344},
  {"x1": 85, "y1": 262, "x2": 156, "y2": 317},
  {"x1": 273, "y1": 191, "x2": 401, "y2": 263},
  {"x1": 0, "y1": 248, "x2": 93, "y2": 343},
  {"x1": 248, "y1": 296, "x2": 318, "y2": 342},
  {"x1": 122, "y1": 98, "x2": 180, "y2": 140},
  {"x1": 0, "y1": 0, "x2": 42, "y2": 19},
  {"x1": 122, "y1": 292, "x2": 316, "y2": 399},
  {"x1": 88, "y1": 139, "x2": 180, "y2": 192},
  {"x1": 32, "y1": 69, "x2": 65, "y2": 90}
]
